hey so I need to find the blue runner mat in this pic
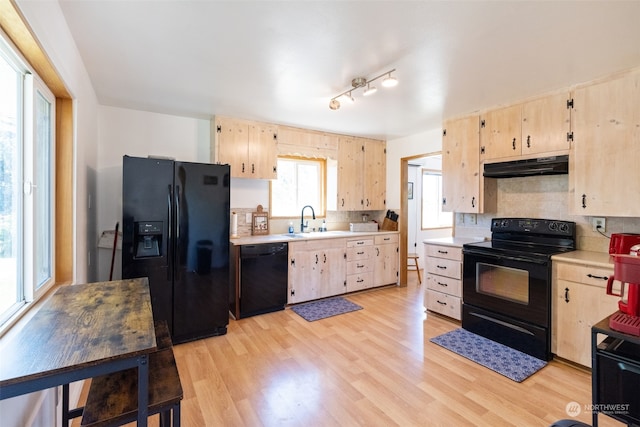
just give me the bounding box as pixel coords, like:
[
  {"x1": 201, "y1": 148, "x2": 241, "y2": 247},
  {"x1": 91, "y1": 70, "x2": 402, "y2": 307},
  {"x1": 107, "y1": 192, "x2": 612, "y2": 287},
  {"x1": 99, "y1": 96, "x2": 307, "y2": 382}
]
[
  {"x1": 291, "y1": 297, "x2": 362, "y2": 322},
  {"x1": 430, "y1": 328, "x2": 547, "y2": 382}
]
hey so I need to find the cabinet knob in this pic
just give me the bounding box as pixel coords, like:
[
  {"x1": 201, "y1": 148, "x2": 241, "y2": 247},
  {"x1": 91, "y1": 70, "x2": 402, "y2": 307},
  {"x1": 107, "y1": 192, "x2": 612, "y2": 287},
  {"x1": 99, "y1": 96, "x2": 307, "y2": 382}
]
[{"x1": 564, "y1": 287, "x2": 570, "y2": 303}]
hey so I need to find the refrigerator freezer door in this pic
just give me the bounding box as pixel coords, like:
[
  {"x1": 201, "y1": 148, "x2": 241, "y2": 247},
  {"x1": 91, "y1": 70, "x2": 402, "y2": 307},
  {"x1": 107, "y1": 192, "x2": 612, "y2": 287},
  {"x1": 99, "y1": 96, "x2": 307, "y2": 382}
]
[
  {"x1": 173, "y1": 162, "x2": 230, "y2": 342},
  {"x1": 122, "y1": 156, "x2": 174, "y2": 331}
]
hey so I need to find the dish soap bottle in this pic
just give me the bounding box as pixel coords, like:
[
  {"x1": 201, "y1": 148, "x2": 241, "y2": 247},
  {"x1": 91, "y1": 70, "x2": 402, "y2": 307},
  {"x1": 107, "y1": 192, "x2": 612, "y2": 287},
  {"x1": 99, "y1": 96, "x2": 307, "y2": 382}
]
[
  {"x1": 288, "y1": 222, "x2": 294, "y2": 234},
  {"x1": 321, "y1": 220, "x2": 327, "y2": 232}
]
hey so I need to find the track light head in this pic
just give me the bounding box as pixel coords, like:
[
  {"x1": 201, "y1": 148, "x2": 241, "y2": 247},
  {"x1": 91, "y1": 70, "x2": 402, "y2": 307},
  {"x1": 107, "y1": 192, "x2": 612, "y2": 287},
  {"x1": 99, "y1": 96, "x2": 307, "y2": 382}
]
[
  {"x1": 382, "y1": 73, "x2": 398, "y2": 88},
  {"x1": 363, "y1": 84, "x2": 377, "y2": 96}
]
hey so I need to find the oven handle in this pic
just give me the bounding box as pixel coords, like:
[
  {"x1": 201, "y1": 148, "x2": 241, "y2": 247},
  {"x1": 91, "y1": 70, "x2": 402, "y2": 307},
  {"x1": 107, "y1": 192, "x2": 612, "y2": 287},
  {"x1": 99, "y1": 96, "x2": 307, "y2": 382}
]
[
  {"x1": 469, "y1": 311, "x2": 535, "y2": 336},
  {"x1": 463, "y1": 249, "x2": 548, "y2": 266}
]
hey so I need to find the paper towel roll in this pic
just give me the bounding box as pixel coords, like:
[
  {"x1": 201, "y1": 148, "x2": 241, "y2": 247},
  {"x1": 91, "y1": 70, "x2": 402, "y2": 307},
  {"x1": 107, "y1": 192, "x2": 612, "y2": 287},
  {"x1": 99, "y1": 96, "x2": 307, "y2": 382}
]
[{"x1": 231, "y1": 212, "x2": 238, "y2": 237}]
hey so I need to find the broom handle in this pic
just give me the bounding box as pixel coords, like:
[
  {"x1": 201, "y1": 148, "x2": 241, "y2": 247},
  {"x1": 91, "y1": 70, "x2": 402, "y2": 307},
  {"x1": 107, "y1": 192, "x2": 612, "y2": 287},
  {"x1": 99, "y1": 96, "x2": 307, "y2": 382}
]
[{"x1": 109, "y1": 222, "x2": 119, "y2": 281}]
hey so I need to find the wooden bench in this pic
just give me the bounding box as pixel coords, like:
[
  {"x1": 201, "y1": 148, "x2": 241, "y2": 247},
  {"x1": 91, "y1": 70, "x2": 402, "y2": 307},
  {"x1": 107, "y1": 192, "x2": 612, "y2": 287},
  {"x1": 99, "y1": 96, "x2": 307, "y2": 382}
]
[{"x1": 80, "y1": 321, "x2": 183, "y2": 427}]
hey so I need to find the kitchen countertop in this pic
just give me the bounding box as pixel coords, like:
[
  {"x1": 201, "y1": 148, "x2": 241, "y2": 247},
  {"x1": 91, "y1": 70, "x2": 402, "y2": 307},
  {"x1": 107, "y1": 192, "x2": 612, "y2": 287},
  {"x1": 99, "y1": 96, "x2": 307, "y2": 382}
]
[
  {"x1": 423, "y1": 236, "x2": 487, "y2": 248},
  {"x1": 231, "y1": 230, "x2": 399, "y2": 246},
  {"x1": 551, "y1": 250, "x2": 614, "y2": 269}
]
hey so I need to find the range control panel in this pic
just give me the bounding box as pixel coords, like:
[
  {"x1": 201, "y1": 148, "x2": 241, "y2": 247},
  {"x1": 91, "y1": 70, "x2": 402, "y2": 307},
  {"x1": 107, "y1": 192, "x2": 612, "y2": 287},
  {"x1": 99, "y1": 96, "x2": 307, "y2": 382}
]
[{"x1": 491, "y1": 218, "x2": 575, "y2": 236}]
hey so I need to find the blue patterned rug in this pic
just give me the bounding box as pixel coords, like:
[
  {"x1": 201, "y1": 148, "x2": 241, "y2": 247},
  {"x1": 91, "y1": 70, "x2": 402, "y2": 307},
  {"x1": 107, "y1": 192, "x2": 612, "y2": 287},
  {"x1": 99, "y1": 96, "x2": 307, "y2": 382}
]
[
  {"x1": 430, "y1": 328, "x2": 547, "y2": 382},
  {"x1": 291, "y1": 297, "x2": 362, "y2": 322}
]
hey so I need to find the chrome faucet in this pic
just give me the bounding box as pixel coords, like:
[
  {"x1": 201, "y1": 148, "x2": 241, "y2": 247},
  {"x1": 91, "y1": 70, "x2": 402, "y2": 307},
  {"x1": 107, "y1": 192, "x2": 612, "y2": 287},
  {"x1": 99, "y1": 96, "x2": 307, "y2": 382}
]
[{"x1": 300, "y1": 205, "x2": 316, "y2": 233}]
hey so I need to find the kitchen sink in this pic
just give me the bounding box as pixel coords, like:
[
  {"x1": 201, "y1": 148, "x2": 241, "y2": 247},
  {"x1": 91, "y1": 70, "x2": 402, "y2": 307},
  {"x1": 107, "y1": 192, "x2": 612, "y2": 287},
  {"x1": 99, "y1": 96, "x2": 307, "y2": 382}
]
[
  {"x1": 284, "y1": 233, "x2": 307, "y2": 238},
  {"x1": 283, "y1": 231, "x2": 353, "y2": 239}
]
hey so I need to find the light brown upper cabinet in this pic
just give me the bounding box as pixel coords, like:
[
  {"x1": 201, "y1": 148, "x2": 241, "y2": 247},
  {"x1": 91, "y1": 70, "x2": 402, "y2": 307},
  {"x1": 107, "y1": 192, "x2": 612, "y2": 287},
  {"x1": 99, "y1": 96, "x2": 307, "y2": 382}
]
[
  {"x1": 480, "y1": 92, "x2": 571, "y2": 162},
  {"x1": 521, "y1": 92, "x2": 572, "y2": 157},
  {"x1": 570, "y1": 69, "x2": 640, "y2": 216},
  {"x1": 337, "y1": 137, "x2": 386, "y2": 211},
  {"x1": 480, "y1": 104, "x2": 522, "y2": 161},
  {"x1": 212, "y1": 116, "x2": 278, "y2": 179},
  {"x1": 277, "y1": 126, "x2": 338, "y2": 159},
  {"x1": 442, "y1": 115, "x2": 496, "y2": 213}
]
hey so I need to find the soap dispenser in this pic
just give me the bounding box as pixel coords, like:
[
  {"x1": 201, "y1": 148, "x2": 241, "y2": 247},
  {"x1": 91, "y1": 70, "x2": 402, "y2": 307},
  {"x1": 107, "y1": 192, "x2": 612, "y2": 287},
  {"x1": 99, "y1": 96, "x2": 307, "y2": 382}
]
[{"x1": 288, "y1": 222, "x2": 294, "y2": 234}]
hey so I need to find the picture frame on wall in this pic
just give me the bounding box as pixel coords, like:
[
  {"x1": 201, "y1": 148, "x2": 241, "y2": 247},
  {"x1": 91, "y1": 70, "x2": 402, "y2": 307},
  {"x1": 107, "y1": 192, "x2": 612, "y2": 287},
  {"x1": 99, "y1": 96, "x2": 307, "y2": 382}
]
[
  {"x1": 252, "y1": 204, "x2": 269, "y2": 235},
  {"x1": 408, "y1": 182, "x2": 414, "y2": 200}
]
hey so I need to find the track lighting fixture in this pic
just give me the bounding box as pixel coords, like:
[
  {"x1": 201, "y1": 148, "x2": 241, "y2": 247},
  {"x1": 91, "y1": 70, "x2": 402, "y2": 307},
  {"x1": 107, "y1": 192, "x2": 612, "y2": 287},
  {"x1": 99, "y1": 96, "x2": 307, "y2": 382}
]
[{"x1": 329, "y1": 69, "x2": 397, "y2": 110}]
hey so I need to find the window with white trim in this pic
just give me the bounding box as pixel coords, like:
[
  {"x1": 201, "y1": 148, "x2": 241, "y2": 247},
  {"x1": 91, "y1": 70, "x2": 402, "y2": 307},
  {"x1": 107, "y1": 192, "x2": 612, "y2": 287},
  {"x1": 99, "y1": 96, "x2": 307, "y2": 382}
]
[
  {"x1": 421, "y1": 169, "x2": 452, "y2": 229},
  {"x1": 0, "y1": 34, "x2": 56, "y2": 327},
  {"x1": 270, "y1": 157, "x2": 325, "y2": 219}
]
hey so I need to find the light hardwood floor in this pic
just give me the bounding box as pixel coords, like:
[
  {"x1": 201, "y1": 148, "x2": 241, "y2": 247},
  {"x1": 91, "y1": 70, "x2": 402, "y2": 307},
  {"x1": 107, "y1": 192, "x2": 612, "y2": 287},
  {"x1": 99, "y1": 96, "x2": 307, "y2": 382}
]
[{"x1": 110, "y1": 272, "x2": 623, "y2": 427}]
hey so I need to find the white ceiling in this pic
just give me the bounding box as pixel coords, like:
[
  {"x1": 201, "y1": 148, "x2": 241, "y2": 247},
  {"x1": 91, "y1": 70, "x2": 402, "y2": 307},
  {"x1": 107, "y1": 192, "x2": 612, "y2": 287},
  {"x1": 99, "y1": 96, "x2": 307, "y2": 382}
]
[{"x1": 58, "y1": 0, "x2": 640, "y2": 140}]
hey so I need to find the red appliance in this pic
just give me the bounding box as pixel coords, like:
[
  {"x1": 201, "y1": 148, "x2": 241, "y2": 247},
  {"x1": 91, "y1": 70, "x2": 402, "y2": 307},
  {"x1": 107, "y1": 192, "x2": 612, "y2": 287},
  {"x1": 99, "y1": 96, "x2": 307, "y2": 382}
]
[
  {"x1": 609, "y1": 233, "x2": 640, "y2": 255},
  {"x1": 607, "y1": 254, "x2": 640, "y2": 336}
]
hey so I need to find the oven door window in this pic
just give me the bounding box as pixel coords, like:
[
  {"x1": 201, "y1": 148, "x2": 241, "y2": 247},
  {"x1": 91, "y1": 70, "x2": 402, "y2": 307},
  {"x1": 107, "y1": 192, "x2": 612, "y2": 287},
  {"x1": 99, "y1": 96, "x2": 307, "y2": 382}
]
[{"x1": 476, "y1": 263, "x2": 529, "y2": 304}]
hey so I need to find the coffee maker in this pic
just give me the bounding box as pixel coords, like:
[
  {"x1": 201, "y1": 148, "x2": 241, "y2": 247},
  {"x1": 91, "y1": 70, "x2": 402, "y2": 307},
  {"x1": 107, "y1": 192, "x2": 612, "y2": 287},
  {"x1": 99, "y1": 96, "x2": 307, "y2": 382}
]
[{"x1": 607, "y1": 254, "x2": 640, "y2": 336}]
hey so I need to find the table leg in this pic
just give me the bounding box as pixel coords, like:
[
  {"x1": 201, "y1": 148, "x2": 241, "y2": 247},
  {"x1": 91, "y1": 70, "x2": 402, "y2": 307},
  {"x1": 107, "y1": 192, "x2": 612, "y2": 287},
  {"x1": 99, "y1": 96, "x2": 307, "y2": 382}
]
[
  {"x1": 62, "y1": 384, "x2": 70, "y2": 425},
  {"x1": 591, "y1": 329, "x2": 598, "y2": 427},
  {"x1": 138, "y1": 354, "x2": 149, "y2": 426}
]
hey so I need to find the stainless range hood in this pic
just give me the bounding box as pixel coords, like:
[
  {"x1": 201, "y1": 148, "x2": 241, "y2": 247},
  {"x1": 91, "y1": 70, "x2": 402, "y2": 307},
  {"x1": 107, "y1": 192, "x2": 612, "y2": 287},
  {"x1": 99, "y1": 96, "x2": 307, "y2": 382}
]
[{"x1": 483, "y1": 155, "x2": 569, "y2": 178}]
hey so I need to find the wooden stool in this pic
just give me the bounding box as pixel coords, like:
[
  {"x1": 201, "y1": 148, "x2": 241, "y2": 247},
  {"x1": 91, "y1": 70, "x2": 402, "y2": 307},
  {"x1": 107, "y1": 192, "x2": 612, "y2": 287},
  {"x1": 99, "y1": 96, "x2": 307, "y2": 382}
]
[
  {"x1": 407, "y1": 253, "x2": 421, "y2": 284},
  {"x1": 80, "y1": 321, "x2": 183, "y2": 427}
]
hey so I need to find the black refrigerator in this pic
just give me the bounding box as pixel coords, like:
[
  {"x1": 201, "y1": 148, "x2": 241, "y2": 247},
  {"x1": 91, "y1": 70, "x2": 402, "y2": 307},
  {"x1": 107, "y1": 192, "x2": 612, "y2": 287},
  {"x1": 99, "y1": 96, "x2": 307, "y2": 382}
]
[{"x1": 122, "y1": 155, "x2": 230, "y2": 344}]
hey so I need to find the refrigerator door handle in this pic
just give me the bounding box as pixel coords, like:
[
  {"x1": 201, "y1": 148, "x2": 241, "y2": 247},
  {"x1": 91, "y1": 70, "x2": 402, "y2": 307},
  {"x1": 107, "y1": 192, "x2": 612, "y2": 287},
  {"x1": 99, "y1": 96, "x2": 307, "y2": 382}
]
[
  {"x1": 167, "y1": 185, "x2": 173, "y2": 281},
  {"x1": 175, "y1": 185, "x2": 181, "y2": 281}
]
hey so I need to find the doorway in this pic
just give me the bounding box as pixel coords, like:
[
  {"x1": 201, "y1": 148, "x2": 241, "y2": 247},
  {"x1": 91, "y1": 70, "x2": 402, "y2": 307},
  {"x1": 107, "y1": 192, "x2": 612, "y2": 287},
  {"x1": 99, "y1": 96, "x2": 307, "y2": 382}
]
[{"x1": 399, "y1": 152, "x2": 451, "y2": 286}]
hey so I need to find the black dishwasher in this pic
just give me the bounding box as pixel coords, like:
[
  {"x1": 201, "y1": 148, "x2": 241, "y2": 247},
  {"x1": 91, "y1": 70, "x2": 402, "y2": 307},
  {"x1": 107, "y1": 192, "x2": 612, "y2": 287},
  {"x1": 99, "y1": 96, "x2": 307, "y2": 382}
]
[{"x1": 239, "y1": 242, "x2": 288, "y2": 318}]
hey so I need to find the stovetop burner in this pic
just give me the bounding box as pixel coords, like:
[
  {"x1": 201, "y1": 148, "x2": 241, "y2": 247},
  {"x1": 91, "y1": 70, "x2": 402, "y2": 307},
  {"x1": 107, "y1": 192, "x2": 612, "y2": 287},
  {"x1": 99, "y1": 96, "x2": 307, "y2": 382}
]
[
  {"x1": 465, "y1": 239, "x2": 575, "y2": 260},
  {"x1": 463, "y1": 217, "x2": 576, "y2": 260}
]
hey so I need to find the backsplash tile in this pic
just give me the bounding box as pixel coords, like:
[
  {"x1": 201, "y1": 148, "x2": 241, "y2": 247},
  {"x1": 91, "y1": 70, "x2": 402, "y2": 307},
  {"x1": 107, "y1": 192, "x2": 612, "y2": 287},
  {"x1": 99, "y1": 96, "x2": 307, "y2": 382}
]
[{"x1": 454, "y1": 175, "x2": 640, "y2": 253}]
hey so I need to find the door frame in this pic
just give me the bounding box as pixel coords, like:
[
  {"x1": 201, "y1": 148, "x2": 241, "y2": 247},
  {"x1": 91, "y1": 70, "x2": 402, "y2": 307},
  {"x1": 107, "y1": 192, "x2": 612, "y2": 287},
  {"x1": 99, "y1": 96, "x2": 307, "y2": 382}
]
[{"x1": 399, "y1": 152, "x2": 441, "y2": 286}]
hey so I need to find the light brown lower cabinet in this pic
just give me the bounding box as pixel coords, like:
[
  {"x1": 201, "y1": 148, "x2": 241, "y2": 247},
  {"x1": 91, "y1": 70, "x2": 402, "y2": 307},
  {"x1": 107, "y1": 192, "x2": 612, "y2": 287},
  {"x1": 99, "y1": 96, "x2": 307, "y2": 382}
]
[
  {"x1": 552, "y1": 260, "x2": 619, "y2": 367},
  {"x1": 288, "y1": 238, "x2": 346, "y2": 304},
  {"x1": 424, "y1": 243, "x2": 463, "y2": 320},
  {"x1": 288, "y1": 233, "x2": 399, "y2": 304}
]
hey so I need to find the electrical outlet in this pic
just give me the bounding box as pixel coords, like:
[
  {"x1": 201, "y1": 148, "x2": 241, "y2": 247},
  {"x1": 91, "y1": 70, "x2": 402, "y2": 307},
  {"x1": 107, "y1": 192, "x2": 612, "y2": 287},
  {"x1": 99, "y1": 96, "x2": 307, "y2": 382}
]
[
  {"x1": 467, "y1": 213, "x2": 477, "y2": 225},
  {"x1": 592, "y1": 217, "x2": 606, "y2": 232}
]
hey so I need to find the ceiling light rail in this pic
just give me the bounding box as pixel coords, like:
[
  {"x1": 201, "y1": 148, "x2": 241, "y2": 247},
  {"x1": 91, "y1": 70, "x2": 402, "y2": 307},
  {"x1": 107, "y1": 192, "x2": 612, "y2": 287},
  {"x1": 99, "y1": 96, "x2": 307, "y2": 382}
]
[{"x1": 329, "y1": 68, "x2": 397, "y2": 110}]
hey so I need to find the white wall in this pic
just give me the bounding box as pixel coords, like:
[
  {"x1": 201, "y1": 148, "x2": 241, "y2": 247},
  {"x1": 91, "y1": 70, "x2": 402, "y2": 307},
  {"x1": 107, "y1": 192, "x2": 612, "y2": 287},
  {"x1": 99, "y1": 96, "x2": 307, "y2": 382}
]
[
  {"x1": 5, "y1": 0, "x2": 100, "y2": 425},
  {"x1": 386, "y1": 129, "x2": 451, "y2": 268},
  {"x1": 385, "y1": 128, "x2": 442, "y2": 210}
]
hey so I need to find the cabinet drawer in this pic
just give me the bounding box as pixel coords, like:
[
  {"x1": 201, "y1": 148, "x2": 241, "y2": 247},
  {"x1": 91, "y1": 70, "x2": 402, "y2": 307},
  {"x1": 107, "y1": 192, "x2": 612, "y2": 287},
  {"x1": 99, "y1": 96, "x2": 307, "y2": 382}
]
[
  {"x1": 347, "y1": 259, "x2": 373, "y2": 275},
  {"x1": 347, "y1": 245, "x2": 373, "y2": 261},
  {"x1": 426, "y1": 257, "x2": 461, "y2": 280},
  {"x1": 375, "y1": 234, "x2": 398, "y2": 245},
  {"x1": 425, "y1": 274, "x2": 462, "y2": 297},
  {"x1": 347, "y1": 239, "x2": 374, "y2": 248},
  {"x1": 555, "y1": 262, "x2": 613, "y2": 288},
  {"x1": 346, "y1": 272, "x2": 373, "y2": 292},
  {"x1": 425, "y1": 245, "x2": 462, "y2": 261},
  {"x1": 425, "y1": 290, "x2": 461, "y2": 320}
]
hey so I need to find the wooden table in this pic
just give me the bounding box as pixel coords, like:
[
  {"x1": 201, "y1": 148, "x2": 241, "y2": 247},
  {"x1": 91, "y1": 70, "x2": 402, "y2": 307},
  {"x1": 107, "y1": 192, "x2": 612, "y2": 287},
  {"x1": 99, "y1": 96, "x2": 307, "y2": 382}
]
[{"x1": 0, "y1": 278, "x2": 157, "y2": 426}]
